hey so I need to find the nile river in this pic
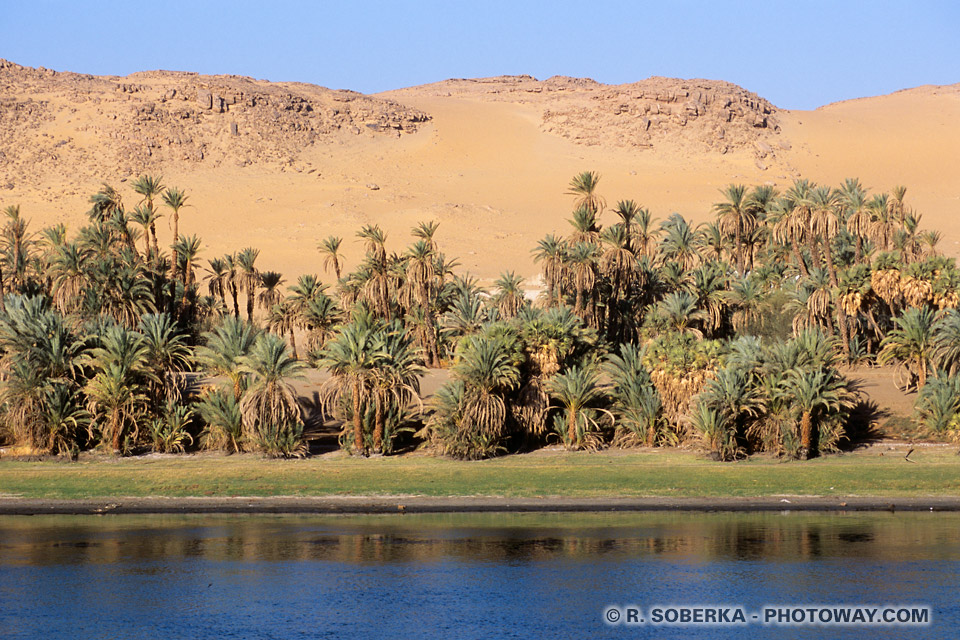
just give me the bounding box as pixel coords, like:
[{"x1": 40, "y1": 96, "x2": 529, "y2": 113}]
[{"x1": 1, "y1": 512, "x2": 957, "y2": 638}]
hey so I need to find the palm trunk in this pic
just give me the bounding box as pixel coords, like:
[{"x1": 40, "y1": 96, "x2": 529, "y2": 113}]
[
  {"x1": 734, "y1": 223, "x2": 743, "y2": 274},
  {"x1": 170, "y1": 213, "x2": 179, "y2": 280},
  {"x1": 111, "y1": 412, "x2": 122, "y2": 452},
  {"x1": 799, "y1": 410, "x2": 812, "y2": 460},
  {"x1": 567, "y1": 409, "x2": 578, "y2": 450},
  {"x1": 917, "y1": 355, "x2": 927, "y2": 390},
  {"x1": 646, "y1": 423, "x2": 656, "y2": 447},
  {"x1": 790, "y1": 239, "x2": 810, "y2": 277},
  {"x1": 287, "y1": 328, "x2": 298, "y2": 360},
  {"x1": 150, "y1": 222, "x2": 159, "y2": 259},
  {"x1": 230, "y1": 284, "x2": 240, "y2": 318},
  {"x1": 246, "y1": 284, "x2": 255, "y2": 322},
  {"x1": 373, "y1": 392, "x2": 384, "y2": 454},
  {"x1": 352, "y1": 379, "x2": 364, "y2": 455}
]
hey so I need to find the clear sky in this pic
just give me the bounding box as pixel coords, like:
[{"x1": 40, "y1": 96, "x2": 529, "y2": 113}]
[{"x1": 3, "y1": 0, "x2": 957, "y2": 110}]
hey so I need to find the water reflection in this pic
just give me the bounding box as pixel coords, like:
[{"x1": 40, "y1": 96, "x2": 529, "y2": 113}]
[
  {"x1": 1, "y1": 512, "x2": 957, "y2": 567},
  {"x1": 0, "y1": 513, "x2": 957, "y2": 639}
]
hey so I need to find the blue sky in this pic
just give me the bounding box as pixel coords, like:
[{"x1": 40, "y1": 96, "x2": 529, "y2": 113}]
[{"x1": 3, "y1": 0, "x2": 957, "y2": 109}]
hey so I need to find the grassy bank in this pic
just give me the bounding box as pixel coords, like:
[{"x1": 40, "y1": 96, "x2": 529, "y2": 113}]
[{"x1": 1, "y1": 444, "x2": 958, "y2": 500}]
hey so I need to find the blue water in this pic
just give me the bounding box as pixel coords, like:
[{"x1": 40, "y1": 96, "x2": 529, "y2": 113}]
[{"x1": 0, "y1": 512, "x2": 957, "y2": 639}]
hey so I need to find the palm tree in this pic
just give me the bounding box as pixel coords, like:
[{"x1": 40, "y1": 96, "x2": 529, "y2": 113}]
[
  {"x1": 267, "y1": 301, "x2": 301, "y2": 360},
  {"x1": 547, "y1": 365, "x2": 609, "y2": 450},
  {"x1": 258, "y1": 271, "x2": 285, "y2": 312},
  {"x1": 567, "y1": 242, "x2": 599, "y2": 325},
  {"x1": 162, "y1": 187, "x2": 189, "y2": 278},
  {"x1": 238, "y1": 333, "x2": 306, "y2": 455},
  {"x1": 87, "y1": 184, "x2": 124, "y2": 222},
  {"x1": 713, "y1": 184, "x2": 754, "y2": 273},
  {"x1": 302, "y1": 293, "x2": 342, "y2": 355},
  {"x1": 236, "y1": 247, "x2": 260, "y2": 322},
  {"x1": 493, "y1": 271, "x2": 525, "y2": 319},
  {"x1": 50, "y1": 243, "x2": 88, "y2": 315},
  {"x1": 605, "y1": 344, "x2": 664, "y2": 447},
  {"x1": 412, "y1": 220, "x2": 440, "y2": 252},
  {"x1": 173, "y1": 235, "x2": 202, "y2": 285},
  {"x1": 84, "y1": 325, "x2": 156, "y2": 452},
  {"x1": 599, "y1": 224, "x2": 636, "y2": 299},
  {"x1": 195, "y1": 316, "x2": 262, "y2": 401},
  {"x1": 222, "y1": 253, "x2": 241, "y2": 318},
  {"x1": 567, "y1": 171, "x2": 605, "y2": 215},
  {"x1": 654, "y1": 291, "x2": 707, "y2": 337},
  {"x1": 878, "y1": 307, "x2": 937, "y2": 390},
  {"x1": 318, "y1": 235, "x2": 343, "y2": 280},
  {"x1": 532, "y1": 234, "x2": 567, "y2": 305},
  {"x1": 131, "y1": 175, "x2": 165, "y2": 258},
  {"x1": 782, "y1": 367, "x2": 855, "y2": 459},
  {"x1": 726, "y1": 276, "x2": 767, "y2": 333},
  {"x1": 138, "y1": 313, "x2": 192, "y2": 407},
  {"x1": 369, "y1": 324, "x2": 424, "y2": 453},
  {"x1": 658, "y1": 213, "x2": 701, "y2": 270},
  {"x1": 840, "y1": 178, "x2": 870, "y2": 263},
  {"x1": 130, "y1": 205, "x2": 162, "y2": 261},
  {"x1": 320, "y1": 311, "x2": 388, "y2": 455},
  {"x1": 452, "y1": 335, "x2": 521, "y2": 447},
  {"x1": 612, "y1": 200, "x2": 641, "y2": 252},
  {"x1": 204, "y1": 257, "x2": 229, "y2": 313}
]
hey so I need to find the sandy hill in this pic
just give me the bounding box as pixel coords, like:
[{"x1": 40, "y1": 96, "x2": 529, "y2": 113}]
[{"x1": 0, "y1": 60, "x2": 957, "y2": 284}]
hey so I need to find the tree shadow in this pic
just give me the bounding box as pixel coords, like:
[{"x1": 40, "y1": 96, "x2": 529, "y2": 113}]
[
  {"x1": 300, "y1": 391, "x2": 342, "y2": 455},
  {"x1": 840, "y1": 398, "x2": 889, "y2": 451}
]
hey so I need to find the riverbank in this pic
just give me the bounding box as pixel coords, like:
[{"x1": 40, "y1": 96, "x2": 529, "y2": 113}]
[
  {"x1": 1, "y1": 441, "x2": 958, "y2": 508},
  {"x1": 3, "y1": 495, "x2": 960, "y2": 515}
]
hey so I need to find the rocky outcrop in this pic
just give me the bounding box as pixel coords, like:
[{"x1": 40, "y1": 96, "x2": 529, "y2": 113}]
[
  {"x1": 399, "y1": 74, "x2": 782, "y2": 159},
  {"x1": 0, "y1": 59, "x2": 429, "y2": 188}
]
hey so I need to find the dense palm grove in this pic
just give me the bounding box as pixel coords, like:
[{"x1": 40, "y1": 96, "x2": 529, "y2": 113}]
[{"x1": 2, "y1": 172, "x2": 960, "y2": 461}]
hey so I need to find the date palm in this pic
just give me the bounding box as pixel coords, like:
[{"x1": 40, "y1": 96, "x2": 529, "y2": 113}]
[
  {"x1": 532, "y1": 234, "x2": 567, "y2": 305},
  {"x1": 878, "y1": 306, "x2": 936, "y2": 390},
  {"x1": 547, "y1": 365, "x2": 609, "y2": 450},
  {"x1": 139, "y1": 312, "x2": 192, "y2": 407},
  {"x1": 493, "y1": 271, "x2": 525, "y2": 320},
  {"x1": 162, "y1": 187, "x2": 189, "y2": 278},
  {"x1": 195, "y1": 316, "x2": 262, "y2": 401},
  {"x1": 257, "y1": 271, "x2": 285, "y2": 312},
  {"x1": 84, "y1": 325, "x2": 156, "y2": 452},
  {"x1": 318, "y1": 235, "x2": 343, "y2": 281},
  {"x1": 567, "y1": 242, "x2": 599, "y2": 325},
  {"x1": 238, "y1": 332, "x2": 306, "y2": 456},
  {"x1": 87, "y1": 184, "x2": 124, "y2": 222},
  {"x1": 130, "y1": 205, "x2": 161, "y2": 261},
  {"x1": 320, "y1": 311, "x2": 389, "y2": 455},
  {"x1": 267, "y1": 300, "x2": 301, "y2": 360},
  {"x1": 567, "y1": 171, "x2": 605, "y2": 215},
  {"x1": 725, "y1": 275, "x2": 767, "y2": 333},
  {"x1": 605, "y1": 344, "x2": 665, "y2": 447},
  {"x1": 713, "y1": 183, "x2": 754, "y2": 273},
  {"x1": 840, "y1": 178, "x2": 870, "y2": 262},
  {"x1": 658, "y1": 213, "x2": 701, "y2": 270},
  {"x1": 452, "y1": 335, "x2": 521, "y2": 446},
  {"x1": 131, "y1": 175, "x2": 165, "y2": 258},
  {"x1": 612, "y1": 199, "x2": 641, "y2": 253},
  {"x1": 782, "y1": 366, "x2": 855, "y2": 459},
  {"x1": 233, "y1": 247, "x2": 259, "y2": 322}
]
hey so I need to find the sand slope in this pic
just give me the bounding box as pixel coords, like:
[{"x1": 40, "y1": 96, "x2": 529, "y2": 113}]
[{"x1": 0, "y1": 62, "x2": 957, "y2": 285}]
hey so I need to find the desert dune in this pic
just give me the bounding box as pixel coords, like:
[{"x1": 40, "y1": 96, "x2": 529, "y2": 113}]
[{"x1": 0, "y1": 60, "x2": 957, "y2": 287}]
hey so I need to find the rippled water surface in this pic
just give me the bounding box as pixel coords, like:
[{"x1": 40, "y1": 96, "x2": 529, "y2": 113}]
[{"x1": 1, "y1": 512, "x2": 958, "y2": 639}]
